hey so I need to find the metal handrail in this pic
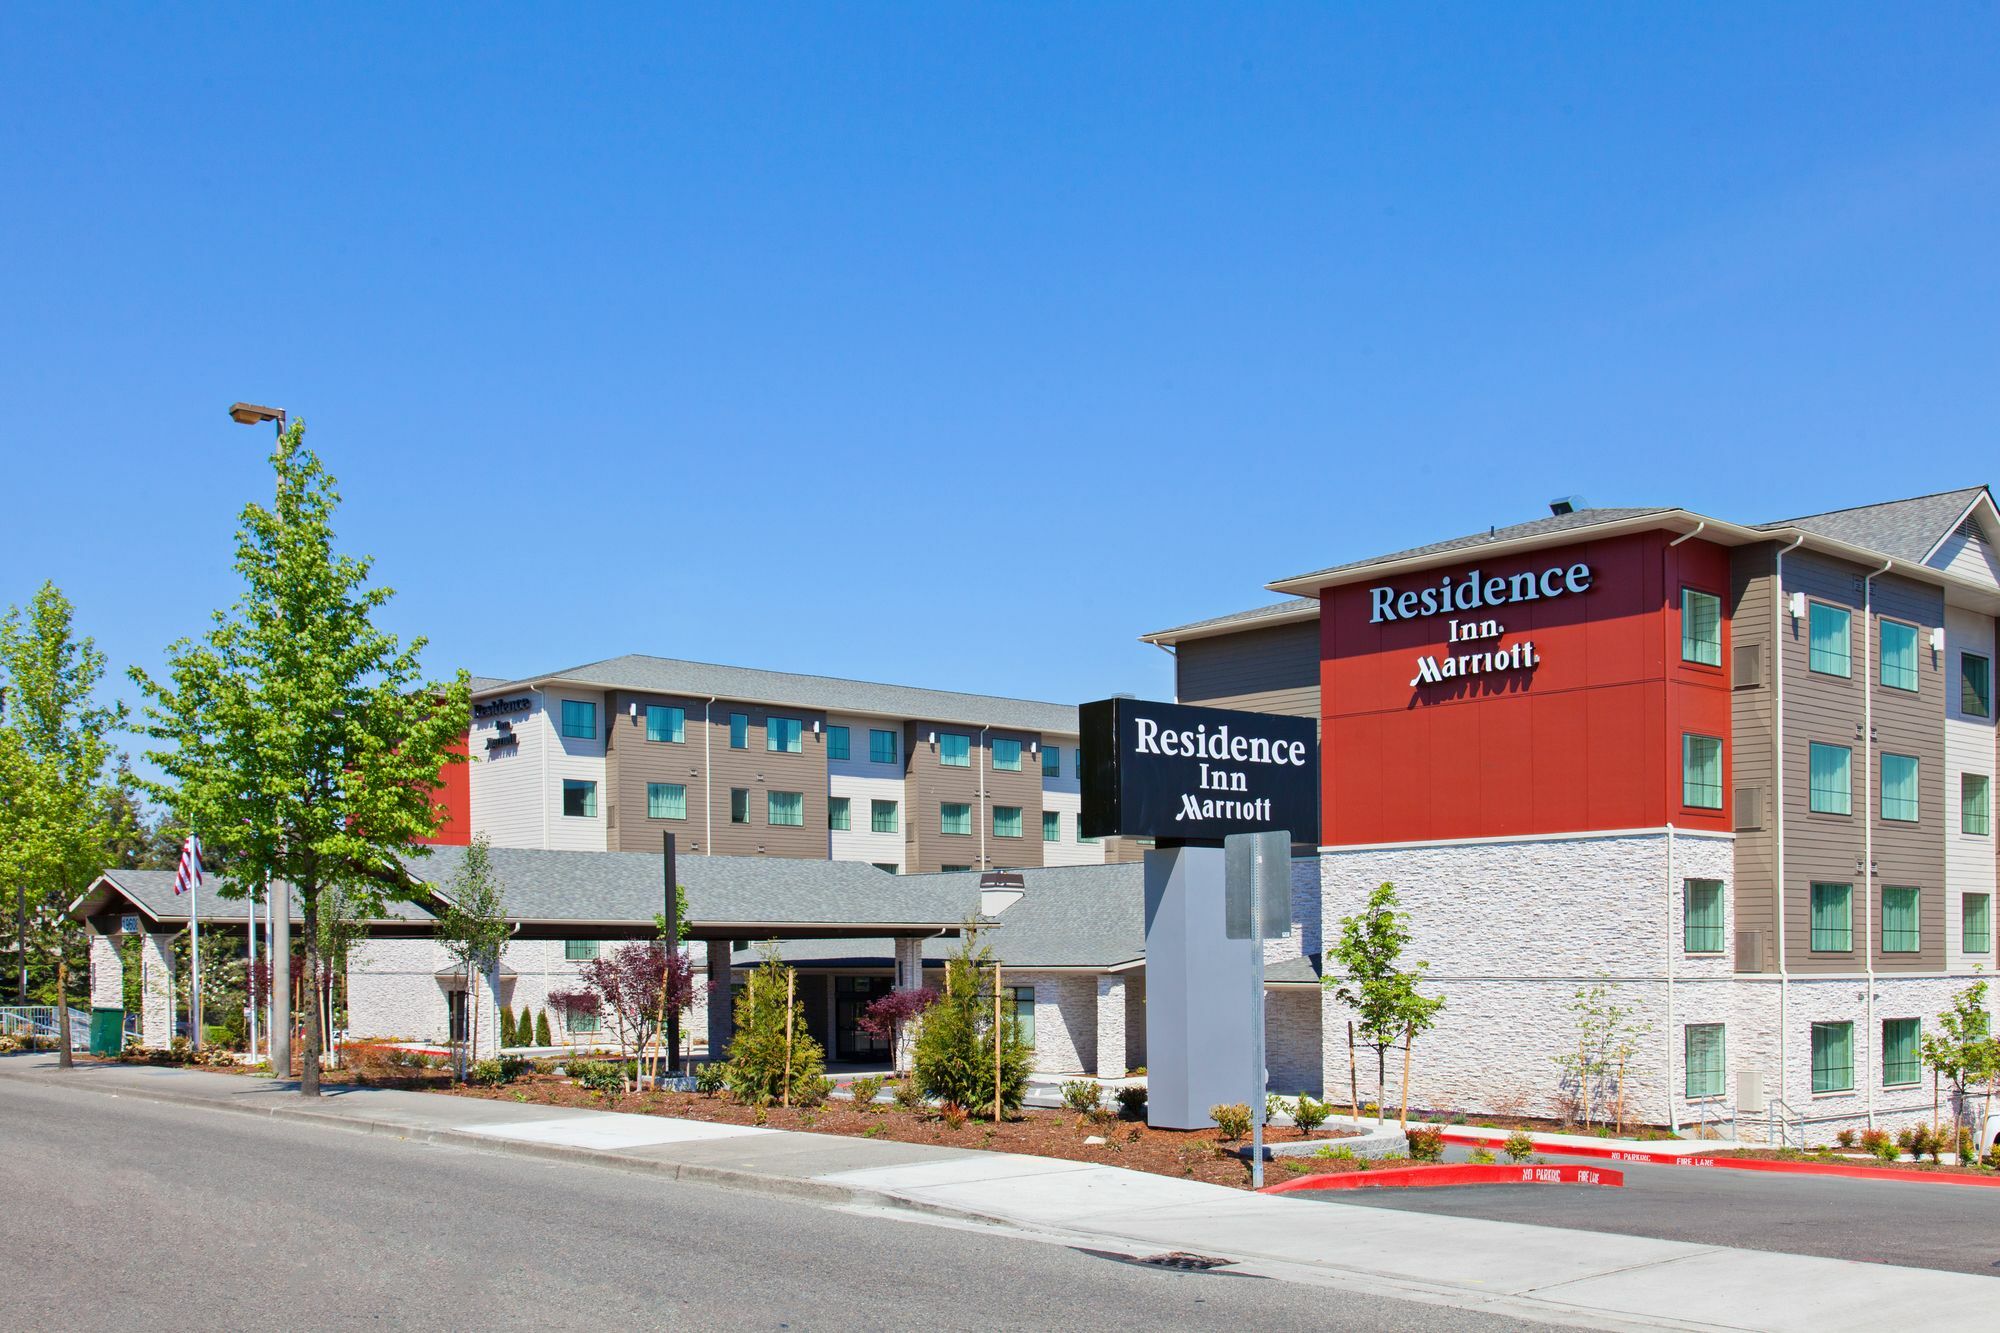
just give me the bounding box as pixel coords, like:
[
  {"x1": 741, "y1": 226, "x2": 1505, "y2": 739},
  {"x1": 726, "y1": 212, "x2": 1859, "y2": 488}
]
[{"x1": 1766, "y1": 1097, "x2": 1806, "y2": 1149}]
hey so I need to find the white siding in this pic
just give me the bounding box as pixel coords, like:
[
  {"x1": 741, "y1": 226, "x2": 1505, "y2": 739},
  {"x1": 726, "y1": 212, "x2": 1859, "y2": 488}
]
[
  {"x1": 827, "y1": 712, "x2": 905, "y2": 869},
  {"x1": 1039, "y1": 735, "x2": 1106, "y2": 866},
  {"x1": 469, "y1": 692, "x2": 551, "y2": 848},
  {"x1": 1931, "y1": 525, "x2": 2000, "y2": 591},
  {"x1": 545, "y1": 690, "x2": 609, "y2": 852},
  {"x1": 1945, "y1": 606, "x2": 1998, "y2": 968}
]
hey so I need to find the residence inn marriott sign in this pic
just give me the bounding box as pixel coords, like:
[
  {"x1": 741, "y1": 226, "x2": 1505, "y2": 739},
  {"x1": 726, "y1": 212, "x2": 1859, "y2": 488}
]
[{"x1": 1079, "y1": 697, "x2": 1318, "y2": 843}]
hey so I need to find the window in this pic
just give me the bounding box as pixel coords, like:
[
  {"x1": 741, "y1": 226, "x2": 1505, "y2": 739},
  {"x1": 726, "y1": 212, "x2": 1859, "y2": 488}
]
[
  {"x1": 1074, "y1": 749, "x2": 1085, "y2": 777},
  {"x1": 993, "y1": 805, "x2": 1022, "y2": 838},
  {"x1": 1002, "y1": 985, "x2": 1035, "y2": 1048},
  {"x1": 1963, "y1": 652, "x2": 1991, "y2": 718},
  {"x1": 1881, "y1": 753, "x2": 1919, "y2": 822},
  {"x1": 1078, "y1": 825, "x2": 1099, "y2": 844},
  {"x1": 1683, "y1": 880, "x2": 1724, "y2": 953},
  {"x1": 1808, "y1": 603, "x2": 1851, "y2": 677},
  {"x1": 766, "y1": 716, "x2": 803, "y2": 754},
  {"x1": 870, "y1": 799, "x2": 899, "y2": 834},
  {"x1": 942, "y1": 864, "x2": 972, "y2": 873},
  {"x1": 560, "y1": 699, "x2": 597, "y2": 739},
  {"x1": 1879, "y1": 620, "x2": 1918, "y2": 692},
  {"x1": 646, "y1": 782, "x2": 686, "y2": 820},
  {"x1": 828, "y1": 796, "x2": 851, "y2": 831},
  {"x1": 872, "y1": 863, "x2": 899, "y2": 874},
  {"x1": 1043, "y1": 811, "x2": 1060, "y2": 842},
  {"x1": 1965, "y1": 893, "x2": 1992, "y2": 955},
  {"x1": 1043, "y1": 746, "x2": 1061, "y2": 778},
  {"x1": 1681, "y1": 589, "x2": 1721, "y2": 666},
  {"x1": 827, "y1": 725, "x2": 849, "y2": 761},
  {"x1": 767, "y1": 791, "x2": 804, "y2": 826},
  {"x1": 729, "y1": 788, "x2": 749, "y2": 823},
  {"x1": 1964, "y1": 774, "x2": 1990, "y2": 835},
  {"x1": 564, "y1": 940, "x2": 599, "y2": 961},
  {"x1": 561, "y1": 779, "x2": 597, "y2": 818},
  {"x1": 1684, "y1": 1024, "x2": 1725, "y2": 1099},
  {"x1": 729, "y1": 713, "x2": 748, "y2": 749},
  {"x1": 1808, "y1": 743, "x2": 1851, "y2": 815},
  {"x1": 1809, "y1": 882, "x2": 1852, "y2": 952},
  {"x1": 1881, "y1": 886, "x2": 1919, "y2": 953},
  {"x1": 1881, "y1": 1018, "x2": 1921, "y2": 1086},
  {"x1": 940, "y1": 732, "x2": 971, "y2": 767},
  {"x1": 1682, "y1": 734, "x2": 1722, "y2": 809},
  {"x1": 869, "y1": 729, "x2": 898, "y2": 765},
  {"x1": 940, "y1": 802, "x2": 971, "y2": 836},
  {"x1": 1811, "y1": 1021, "x2": 1854, "y2": 1093},
  {"x1": 992, "y1": 739, "x2": 1022, "y2": 771},
  {"x1": 567, "y1": 1007, "x2": 600, "y2": 1034},
  {"x1": 645, "y1": 705, "x2": 685, "y2": 743}
]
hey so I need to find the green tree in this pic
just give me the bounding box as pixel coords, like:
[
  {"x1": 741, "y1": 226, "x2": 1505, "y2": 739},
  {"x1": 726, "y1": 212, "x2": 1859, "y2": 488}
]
[
  {"x1": 433, "y1": 837, "x2": 511, "y2": 1080},
  {"x1": 534, "y1": 1009, "x2": 551, "y2": 1047},
  {"x1": 1551, "y1": 977, "x2": 1650, "y2": 1131},
  {"x1": 130, "y1": 422, "x2": 470, "y2": 1096},
  {"x1": 1921, "y1": 981, "x2": 2000, "y2": 1147},
  {"x1": 1323, "y1": 883, "x2": 1445, "y2": 1123},
  {"x1": 912, "y1": 927, "x2": 1030, "y2": 1118},
  {"x1": 726, "y1": 946, "x2": 825, "y2": 1105},
  {"x1": 0, "y1": 582, "x2": 127, "y2": 1066}
]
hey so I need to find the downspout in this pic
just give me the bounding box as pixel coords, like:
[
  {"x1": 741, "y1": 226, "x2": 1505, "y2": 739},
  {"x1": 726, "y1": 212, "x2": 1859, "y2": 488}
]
[
  {"x1": 537, "y1": 689, "x2": 550, "y2": 849},
  {"x1": 1861, "y1": 556, "x2": 1892, "y2": 1130},
  {"x1": 978, "y1": 724, "x2": 990, "y2": 870},
  {"x1": 704, "y1": 696, "x2": 717, "y2": 854},
  {"x1": 1666, "y1": 822, "x2": 1679, "y2": 1134},
  {"x1": 1773, "y1": 532, "x2": 1806, "y2": 1113}
]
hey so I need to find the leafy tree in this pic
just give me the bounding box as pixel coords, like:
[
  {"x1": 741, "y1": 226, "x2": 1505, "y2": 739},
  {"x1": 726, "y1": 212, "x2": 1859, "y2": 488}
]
[
  {"x1": 434, "y1": 837, "x2": 511, "y2": 1078},
  {"x1": 857, "y1": 986, "x2": 937, "y2": 1074},
  {"x1": 1323, "y1": 883, "x2": 1445, "y2": 1123},
  {"x1": 0, "y1": 582, "x2": 127, "y2": 1065},
  {"x1": 911, "y1": 928, "x2": 1029, "y2": 1118},
  {"x1": 726, "y1": 946, "x2": 825, "y2": 1105},
  {"x1": 1551, "y1": 977, "x2": 1650, "y2": 1131},
  {"x1": 130, "y1": 421, "x2": 470, "y2": 1096},
  {"x1": 1921, "y1": 981, "x2": 2000, "y2": 1147},
  {"x1": 579, "y1": 940, "x2": 694, "y2": 1089},
  {"x1": 546, "y1": 988, "x2": 600, "y2": 1045},
  {"x1": 534, "y1": 1009, "x2": 551, "y2": 1047}
]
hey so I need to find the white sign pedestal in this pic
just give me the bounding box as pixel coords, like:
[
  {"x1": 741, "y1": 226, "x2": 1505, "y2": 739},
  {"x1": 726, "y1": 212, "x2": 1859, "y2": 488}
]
[{"x1": 1142, "y1": 845, "x2": 1260, "y2": 1130}]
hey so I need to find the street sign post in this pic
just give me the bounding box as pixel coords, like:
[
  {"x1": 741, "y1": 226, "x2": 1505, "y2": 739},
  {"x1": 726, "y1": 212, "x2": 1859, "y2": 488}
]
[{"x1": 1226, "y1": 829, "x2": 1290, "y2": 1189}]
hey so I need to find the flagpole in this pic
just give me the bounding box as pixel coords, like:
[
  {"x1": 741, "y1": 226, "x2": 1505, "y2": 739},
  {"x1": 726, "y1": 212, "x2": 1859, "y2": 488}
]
[
  {"x1": 189, "y1": 848, "x2": 202, "y2": 1054},
  {"x1": 247, "y1": 884, "x2": 260, "y2": 1061}
]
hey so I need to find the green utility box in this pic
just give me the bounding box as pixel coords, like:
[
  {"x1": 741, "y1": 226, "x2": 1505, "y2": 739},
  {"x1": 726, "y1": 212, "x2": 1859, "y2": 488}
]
[{"x1": 89, "y1": 1008, "x2": 124, "y2": 1056}]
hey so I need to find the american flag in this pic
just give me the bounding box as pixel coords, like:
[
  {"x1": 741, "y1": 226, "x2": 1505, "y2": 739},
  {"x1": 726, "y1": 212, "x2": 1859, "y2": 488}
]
[{"x1": 173, "y1": 835, "x2": 204, "y2": 896}]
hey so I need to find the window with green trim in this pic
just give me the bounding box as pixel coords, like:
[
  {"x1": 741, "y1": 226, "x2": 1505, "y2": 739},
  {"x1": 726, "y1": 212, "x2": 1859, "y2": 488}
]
[
  {"x1": 1963, "y1": 773, "x2": 1990, "y2": 836},
  {"x1": 728, "y1": 713, "x2": 748, "y2": 749},
  {"x1": 1809, "y1": 603, "x2": 1851, "y2": 677},
  {"x1": 869, "y1": 729, "x2": 898, "y2": 765},
  {"x1": 567, "y1": 1007, "x2": 599, "y2": 1034},
  {"x1": 1681, "y1": 589, "x2": 1721, "y2": 666},
  {"x1": 1684, "y1": 1024, "x2": 1725, "y2": 1099},
  {"x1": 1682, "y1": 733, "x2": 1722, "y2": 809},
  {"x1": 870, "y1": 799, "x2": 898, "y2": 834},
  {"x1": 766, "y1": 716, "x2": 803, "y2": 754},
  {"x1": 1077, "y1": 825, "x2": 1099, "y2": 844},
  {"x1": 1881, "y1": 886, "x2": 1919, "y2": 953},
  {"x1": 1042, "y1": 746, "x2": 1061, "y2": 777},
  {"x1": 645, "y1": 704, "x2": 685, "y2": 743},
  {"x1": 940, "y1": 733, "x2": 971, "y2": 767},
  {"x1": 827, "y1": 725, "x2": 849, "y2": 761},
  {"x1": 560, "y1": 699, "x2": 597, "y2": 739},
  {"x1": 1043, "y1": 811, "x2": 1060, "y2": 842},
  {"x1": 646, "y1": 782, "x2": 686, "y2": 820},
  {"x1": 1881, "y1": 753, "x2": 1919, "y2": 822},
  {"x1": 828, "y1": 796, "x2": 851, "y2": 831},
  {"x1": 1808, "y1": 742, "x2": 1851, "y2": 815},
  {"x1": 1811, "y1": 1021, "x2": 1854, "y2": 1093},
  {"x1": 1683, "y1": 880, "x2": 1724, "y2": 953},
  {"x1": 1881, "y1": 1017, "x2": 1920, "y2": 1086},
  {"x1": 1809, "y1": 882, "x2": 1852, "y2": 952},
  {"x1": 1879, "y1": 620, "x2": 1918, "y2": 691},
  {"x1": 767, "y1": 791, "x2": 803, "y2": 826},
  {"x1": 1965, "y1": 893, "x2": 1992, "y2": 955},
  {"x1": 992, "y1": 739, "x2": 1022, "y2": 771},
  {"x1": 942, "y1": 864, "x2": 972, "y2": 872},
  {"x1": 1074, "y1": 749, "x2": 1085, "y2": 777},
  {"x1": 1002, "y1": 986, "x2": 1035, "y2": 1048},
  {"x1": 1963, "y1": 652, "x2": 1991, "y2": 718},
  {"x1": 992, "y1": 805, "x2": 1022, "y2": 838},
  {"x1": 729, "y1": 788, "x2": 749, "y2": 823},
  {"x1": 561, "y1": 779, "x2": 596, "y2": 818},
  {"x1": 940, "y1": 802, "x2": 971, "y2": 835},
  {"x1": 565, "y1": 940, "x2": 599, "y2": 961}
]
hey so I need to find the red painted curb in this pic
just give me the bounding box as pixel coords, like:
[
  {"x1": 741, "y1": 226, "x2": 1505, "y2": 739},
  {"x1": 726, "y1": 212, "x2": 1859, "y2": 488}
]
[
  {"x1": 1261, "y1": 1162, "x2": 1623, "y2": 1194},
  {"x1": 1433, "y1": 1131, "x2": 2000, "y2": 1188}
]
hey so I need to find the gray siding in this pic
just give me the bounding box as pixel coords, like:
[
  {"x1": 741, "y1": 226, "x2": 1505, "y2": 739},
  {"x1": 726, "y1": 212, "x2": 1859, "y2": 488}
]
[
  {"x1": 1730, "y1": 545, "x2": 1777, "y2": 970},
  {"x1": 1173, "y1": 620, "x2": 1320, "y2": 720},
  {"x1": 901, "y1": 723, "x2": 1046, "y2": 874}
]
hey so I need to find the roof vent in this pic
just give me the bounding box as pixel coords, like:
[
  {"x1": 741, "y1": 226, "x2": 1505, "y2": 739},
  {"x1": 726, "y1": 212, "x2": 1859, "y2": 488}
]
[{"x1": 1549, "y1": 495, "x2": 1587, "y2": 517}]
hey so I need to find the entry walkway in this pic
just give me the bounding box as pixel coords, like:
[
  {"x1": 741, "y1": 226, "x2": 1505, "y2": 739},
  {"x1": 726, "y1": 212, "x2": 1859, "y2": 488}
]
[{"x1": 8, "y1": 1054, "x2": 1993, "y2": 1332}]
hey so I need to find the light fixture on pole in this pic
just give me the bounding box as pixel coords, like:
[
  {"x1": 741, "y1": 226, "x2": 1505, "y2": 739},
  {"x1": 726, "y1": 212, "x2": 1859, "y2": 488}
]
[{"x1": 228, "y1": 402, "x2": 287, "y2": 435}]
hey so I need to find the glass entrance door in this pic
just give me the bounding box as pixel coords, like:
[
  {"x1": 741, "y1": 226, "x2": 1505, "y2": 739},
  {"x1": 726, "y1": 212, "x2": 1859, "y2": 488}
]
[{"x1": 834, "y1": 976, "x2": 893, "y2": 1062}]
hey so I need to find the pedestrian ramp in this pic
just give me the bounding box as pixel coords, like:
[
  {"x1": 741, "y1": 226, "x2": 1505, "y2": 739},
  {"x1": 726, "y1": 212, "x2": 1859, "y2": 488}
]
[{"x1": 456, "y1": 1112, "x2": 774, "y2": 1152}]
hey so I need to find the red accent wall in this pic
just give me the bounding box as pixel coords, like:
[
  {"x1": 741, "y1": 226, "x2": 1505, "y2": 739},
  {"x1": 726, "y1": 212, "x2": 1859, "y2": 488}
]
[
  {"x1": 417, "y1": 731, "x2": 472, "y2": 846},
  {"x1": 1320, "y1": 531, "x2": 1732, "y2": 845}
]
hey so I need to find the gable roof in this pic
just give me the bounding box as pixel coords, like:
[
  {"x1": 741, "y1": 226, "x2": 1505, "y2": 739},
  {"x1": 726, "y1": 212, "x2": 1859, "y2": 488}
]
[
  {"x1": 1268, "y1": 508, "x2": 1675, "y2": 592},
  {"x1": 1758, "y1": 487, "x2": 1992, "y2": 564},
  {"x1": 482, "y1": 653, "x2": 1082, "y2": 735},
  {"x1": 1142, "y1": 597, "x2": 1320, "y2": 646},
  {"x1": 66, "y1": 868, "x2": 428, "y2": 927}
]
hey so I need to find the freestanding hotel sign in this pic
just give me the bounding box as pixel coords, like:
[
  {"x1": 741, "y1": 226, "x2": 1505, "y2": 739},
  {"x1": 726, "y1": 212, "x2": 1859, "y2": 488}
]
[{"x1": 1078, "y1": 698, "x2": 1318, "y2": 844}]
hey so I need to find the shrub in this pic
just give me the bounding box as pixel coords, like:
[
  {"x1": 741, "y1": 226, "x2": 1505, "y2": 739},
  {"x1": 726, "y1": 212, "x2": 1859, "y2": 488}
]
[
  {"x1": 1293, "y1": 1094, "x2": 1330, "y2": 1135},
  {"x1": 694, "y1": 1061, "x2": 729, "y2": 1095},
  {"x1": 848, "y1": 1074, "x2": 886, "y2": 1109},
  {"x1": 568, "y1": 1060, "x2": 626, "y2": 1094},
  {"x1": 796, "y1": 1075, "x2": 835, "y2": 1109},
  {"x1": 1895, "y1": 1126, "x2": 1916, "y2": 1152},
  {"x1": 1835, "y1": 1129, "x2": 1856, "y2": 1149},
  {"x1": 535, "y1": 1011, "x2": 552, "y2": 1047},
  {"x1": 1874, "y1": 1136, "x2": 1902, "y2": 1163},
  {"x1": 1061, "y1": 1080, "x2": 1103, "y2": 1116},
  {"x1": 939, "y1": 1102, "x2": 970, "y2": 1130},
  {"x1": 911, "y1": 930, "x2": 1030, "y2": 1118},
  {"x1": 499, "y1": 1008, "x2": 516, "y2": 1048},
  {"x1": 1503, "y1": 1131, "x2": 1535, "y2": 1163},
  {"x1": 468, "y1": 1057, "x2": 528, "y2": 1087},
  {"x1": 1267, "y1": 1093, "x2": 1288, "y2": 1124},
  {"x1": 891, "y1": 1080, "x2": 927, "y2": 1112},
  {"x1": 1406, "y1": 1127, "x2": 1444, "y2": 1162},
  {"x1": 1468, "y1": 1147, "x2": 1496, "y2": 1164},
  {"x1": 1957, "y1": 1127, "x2": 1978, "y2": 1164},
  {"x1": 1114, "y1": 1086, "x2": 1148, "y2": 1121},
  {"x1": 1209, "y1": 1103, "x2": 1252, "y2": 1140},
  {"x1": 1859, "y1": 1127, "x2": 1890, "y2": 1155},
  {"x1": 725, "y1": 948, "x2": 827, "y2": 1106}
]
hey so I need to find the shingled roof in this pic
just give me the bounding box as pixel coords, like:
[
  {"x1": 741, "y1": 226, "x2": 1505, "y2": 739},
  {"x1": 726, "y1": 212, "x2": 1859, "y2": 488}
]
[
  {"x1": 1757, "y1": 487, "x2": 1989, "y2": 563},
  {"x1": 1270, "y1": 507, "x2": 1675, "y2": 590}
]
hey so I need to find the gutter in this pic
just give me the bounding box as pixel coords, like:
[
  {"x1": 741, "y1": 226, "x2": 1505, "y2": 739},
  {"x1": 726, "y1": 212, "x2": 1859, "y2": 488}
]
[
  {"x1": 1860, "y1": 555, "x2": 1893, "y2": 1131},
  {"x1": 1772, "y1": 532, "x2": 1806, "y2": 1112}
]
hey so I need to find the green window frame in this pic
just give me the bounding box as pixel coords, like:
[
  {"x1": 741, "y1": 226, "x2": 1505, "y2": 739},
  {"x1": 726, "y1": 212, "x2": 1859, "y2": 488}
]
[
  {"x1": 1881, "y1": 1017, "x2": 1920, "y2": 1087},
  {"x1": 1681, "y1": 588, "x2": 1721, "y2": 666},
  {"x1": 940, "y1": 732, "x2": 971, "y2": 767},
  {"x1": 1809, "y1": 882, "x2": 1852, "y2": 952},
  {"x1": 1078, "y1": 825, "x2": 1099, "y2": 844},
  {"x1": 646, "y1": 782, "x2": 686, "y2": 820},
  {"x1": 1808, "y1": 742, "x2": 1851, "y2": 815},
  {"x1": 1002, "y1": 985, "x2": 1035, "y2": 1048},
  {"x1": 870, "y1": 799, "x2": 899, "y2": 834},
  {"x1": 1964, "y1": 893, "x2": 1992, "y2": 955},
  {"x1": 729, "y1": 788, "x2": 749, "y2": 824},
  {"x1": 826, "y1": 725, "x2": 849, "y2": 761},
  {"x1": 564, "y1": 940, "x2": 599, "y2": 961},
  {"x1": 1879, "y1": 619, "x2": 1918, "y2": 692},
  {"x1": 645, "y1": 704, "x2": 685, "y2": 743},
  {"x1": 1682, "y1": 733, "x2": 1722, "y2": 809},
  {"x1": 1683, "y1": 880, "x2": 1724, "y2": 953},
  {"x1": 766, "y1": 716, "x2": 803, "y2": 754},
  {"x1": 1963, "y1": 652, "x2": 1992, "y2": 718},
  {"x1": 1684, "y1": 1024, "x2": 1725, "y2": 1099},
  {"x1": 560, "y1": 699, "x2": 597, "y2": 739},
  {"x1": 1042, "y1": 811, "x2": 1060, "y2": 842},
  {"x1": 767, "y1": 791, "x2": 804, "y2": 826},
  {"x1": 1963, "y1": 773, "x2": 1989, "y2": 835},
  {"x1": 1042, "y1": 746, "x2": 1061, "y2": 777},
  {"x1": 940, "y1": 802, "x2": 972, "y2": 836},
  {"x1": 561, "y1": 779, "x2": 596, "y2": 818},
  {"x1": 1881, "y1": 886, "x2": 1919, "y2": 953},
  {"x1": 728, "y1": 713, "x2": 748, "y2": 749},
  {"x1": 1074, "y1": 749, "x2": 1084, "y2": 777},
  {"x1": 992, "y1": 805, "x2": 1022, "y2": 838},
  {"x1": 828, "y1": 796, "x2": 851, "y2": 831},
  {"x1": 941, "y1": 864, "x2": 972, "y2": 873},
  {"x1": 869, "y1": 729, "x2": 898, "y2": 765},
  {"x1": 1881, "y1": 753, "x2": 1919, "y2": 822},
  {"x1": 567, "y1": 1007, "x2": 599, "y2": 1034},
  {"x1": 992, "y1": 739, "x2": 1022, "y2": 771},
  {"x1": 1810, "y1": 1021, "x2": 1854, "y2": 1093},
  {"x1": 1808, "y1": 603, "x2": 1851, "y2": 677}
]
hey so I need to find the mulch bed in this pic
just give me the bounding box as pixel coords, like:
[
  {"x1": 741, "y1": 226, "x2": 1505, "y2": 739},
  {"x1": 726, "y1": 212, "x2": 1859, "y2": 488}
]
[{"x1": 1706, "y1": 1147, "x2": 2000, "y2": 1178}]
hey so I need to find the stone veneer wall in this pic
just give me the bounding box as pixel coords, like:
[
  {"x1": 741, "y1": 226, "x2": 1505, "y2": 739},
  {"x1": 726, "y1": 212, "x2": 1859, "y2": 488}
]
[{"x1": 1007, "y1": 971, "x2": 1099, "y2": 1075}]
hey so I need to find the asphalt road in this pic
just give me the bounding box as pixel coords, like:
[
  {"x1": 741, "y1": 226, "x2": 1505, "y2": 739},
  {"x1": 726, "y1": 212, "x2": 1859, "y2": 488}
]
[
  {"x1": 0, "y1": 1074, "x2": 1539, "y2": 1333},
  {"x1": 1320, "y1": 1144, "x2": 2000, "y2": 1276}
]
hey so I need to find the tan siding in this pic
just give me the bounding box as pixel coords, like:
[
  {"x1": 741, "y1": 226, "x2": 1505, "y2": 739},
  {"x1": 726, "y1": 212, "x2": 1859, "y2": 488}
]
[
  {"x1": 1174, "y1": 621, "x2": 1321, "y2": 719},
  {"x1": 901, "y1": 723, "x2": 1047, "y2": 874},
  {"x1": 698, "y1": 701, "x2": 830, "y2": 859},
  {"x1": 1730, "y1": 546, "x2": 1777, "y2": 970},
  {"x1": 1868, "y1": 574, "x2": 1947, "y2": 972},
  {"x1": 604, "y1": 691, "x2": 710, "y2": 853}
]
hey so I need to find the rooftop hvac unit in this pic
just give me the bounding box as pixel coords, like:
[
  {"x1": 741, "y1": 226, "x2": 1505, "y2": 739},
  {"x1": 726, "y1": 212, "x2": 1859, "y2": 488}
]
[{"x1": 1737, "y1": 1070, "x2": 1766, "y2": 1115}]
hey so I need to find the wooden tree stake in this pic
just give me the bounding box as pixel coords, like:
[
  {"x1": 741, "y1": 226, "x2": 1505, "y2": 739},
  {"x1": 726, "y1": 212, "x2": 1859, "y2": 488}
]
[
  {"x1": 1399, "y1": 1023, "x2": 1414, "y2": 1128},
  {"x1": 1347, "y1": 1021, "x2": 1360, "y2": 1123},
  {"x1": 783, "y1": 968, "x2": 796, "y2": 1108},
  {"x1": 993, "y1": 961, "x2": 1004, "y2": 1123}
]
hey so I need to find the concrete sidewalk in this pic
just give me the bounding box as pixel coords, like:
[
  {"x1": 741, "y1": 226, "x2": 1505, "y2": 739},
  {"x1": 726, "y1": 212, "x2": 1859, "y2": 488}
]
[{"x1": 9, "y1": 1055, "x2": 1993, "y2": 1331}]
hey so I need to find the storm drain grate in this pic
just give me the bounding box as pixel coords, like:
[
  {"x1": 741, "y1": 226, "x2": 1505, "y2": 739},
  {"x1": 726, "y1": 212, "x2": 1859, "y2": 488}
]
[{"x1": 1137, "y1": 1251, "x2": 1234, "y2": 1271}]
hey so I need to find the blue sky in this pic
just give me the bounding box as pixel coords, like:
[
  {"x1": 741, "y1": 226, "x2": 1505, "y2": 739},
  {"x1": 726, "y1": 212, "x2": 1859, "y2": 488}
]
[{"x1": 4, "y1": 5, "x2": 1998, "y2": 738}]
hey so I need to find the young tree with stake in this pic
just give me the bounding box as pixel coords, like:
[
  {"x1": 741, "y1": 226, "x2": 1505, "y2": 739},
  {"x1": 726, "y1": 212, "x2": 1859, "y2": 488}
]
[
  {"x1": 1920, "y1": 981, "x2": 2000, "y2": 1151},
  {"x1": 1324, "y1": 883, "x2": 1445, "y2": 1124},
  {"x1": 434, "y1": 837, "x2": 510, "y2": 1078}
]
